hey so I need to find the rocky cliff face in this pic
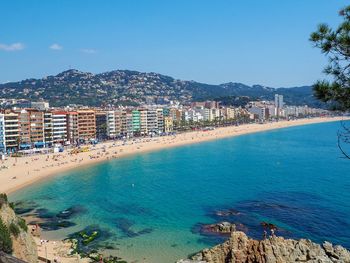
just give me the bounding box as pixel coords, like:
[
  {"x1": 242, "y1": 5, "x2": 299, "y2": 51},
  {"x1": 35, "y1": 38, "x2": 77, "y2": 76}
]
[
  {"x1": 178, "y1": 231, "x2": 350, "y2": 263},
  {"x1": 0, "y1": 201, "x2": 37, "y2": 263}
]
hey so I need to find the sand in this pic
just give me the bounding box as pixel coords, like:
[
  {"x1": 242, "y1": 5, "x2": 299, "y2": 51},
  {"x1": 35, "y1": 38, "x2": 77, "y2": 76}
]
[{"x1": 0, "y1": 117, "x2": 347, "y2": 195}]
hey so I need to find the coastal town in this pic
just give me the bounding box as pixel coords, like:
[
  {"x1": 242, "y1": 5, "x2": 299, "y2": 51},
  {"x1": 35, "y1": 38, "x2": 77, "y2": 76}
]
[
  {"x1": 0, "y1": 94, "x2": 330, "y2": 155},
  {"x1": 1, "y1": 1, "x2": 350, "y2": 263}
]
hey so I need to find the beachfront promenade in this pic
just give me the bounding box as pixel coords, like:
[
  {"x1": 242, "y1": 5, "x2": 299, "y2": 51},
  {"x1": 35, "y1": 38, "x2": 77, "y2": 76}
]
[{"x1": 0, "y1": 116, "x2": 346, "y2": 194}]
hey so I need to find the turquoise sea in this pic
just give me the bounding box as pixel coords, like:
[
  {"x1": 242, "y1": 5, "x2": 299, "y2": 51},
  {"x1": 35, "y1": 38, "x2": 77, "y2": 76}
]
[{"x1": 10, "y1": 121, "x2": 350, "y2": 262}]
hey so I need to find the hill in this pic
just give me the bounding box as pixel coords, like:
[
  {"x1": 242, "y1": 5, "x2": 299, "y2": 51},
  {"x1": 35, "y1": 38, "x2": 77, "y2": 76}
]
[{"x1": 0, "y1": 69, "x2": 323, "y2": 108}]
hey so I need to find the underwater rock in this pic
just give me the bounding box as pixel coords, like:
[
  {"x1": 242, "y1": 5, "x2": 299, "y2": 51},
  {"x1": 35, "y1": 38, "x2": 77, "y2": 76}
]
[
  {"x1": 67, "y1": 225, "x2": 113, "y2": 255},
  {"x1": 39, "y1": 220, "x2": 76, "y2": 231},
  {"x1": 56, "y1": 205, "x2": 87, "y2": 219}
]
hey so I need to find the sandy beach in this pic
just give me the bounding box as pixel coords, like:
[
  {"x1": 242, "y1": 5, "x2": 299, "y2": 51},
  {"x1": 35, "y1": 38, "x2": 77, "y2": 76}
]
[
  {"x1": 1, "y1": 116, "x2": 348, "y2": 263},
  {"x1": 0, "y1": 117, "x2": 346, "y2": 195}
]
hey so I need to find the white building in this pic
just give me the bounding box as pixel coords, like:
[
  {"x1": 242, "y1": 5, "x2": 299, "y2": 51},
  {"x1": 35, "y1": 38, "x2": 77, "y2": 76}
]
[
  {"x1": 275, "y1": 94, "x2": 284, "y2": 109},
  {"x1": 4, "y1": 112, "x2": 20, "y2": 152},
  {"x1": 52, "y1": 112, "x2": 67, "y2": 144},
  {"x1": 248, "y1": 106, "x2": 268, "y2": 120},
  {"x1": 0, "y1": 114, "x2": 6, "y2": 153},
  {"x1": 31, "y1": 101, "x2": 49, "y2": 111},
  {"x1": 106, "y1": 111, "x2": 116, "y2": 138}
]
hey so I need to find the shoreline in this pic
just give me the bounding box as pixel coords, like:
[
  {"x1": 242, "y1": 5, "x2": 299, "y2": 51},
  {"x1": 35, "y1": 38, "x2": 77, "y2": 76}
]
[{"x1": 1, "y1": 116, "x2": 347, "y2": 195}]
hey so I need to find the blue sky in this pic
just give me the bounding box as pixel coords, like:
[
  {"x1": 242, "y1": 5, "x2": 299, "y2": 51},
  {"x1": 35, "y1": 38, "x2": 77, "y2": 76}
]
[{"x1": 0, "y1": 0, "x2": 348, "y2": 86}]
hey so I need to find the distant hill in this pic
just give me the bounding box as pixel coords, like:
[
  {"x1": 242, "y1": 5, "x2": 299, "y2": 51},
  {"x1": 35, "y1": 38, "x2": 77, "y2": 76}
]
[{"x1": 0, "y1": 69, "x2": 323, "y2": 108}]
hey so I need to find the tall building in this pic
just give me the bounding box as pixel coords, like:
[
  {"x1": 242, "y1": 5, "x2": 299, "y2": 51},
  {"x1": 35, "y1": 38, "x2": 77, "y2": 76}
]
[
  {"x1": 156, "y1": 108, "x2": 164, "y2": 134},
  {"x1": 132, "y1": 110, "x2": 141, "y2": 134},
  {"x1": 0, "y1": 114, "x2": 6, "y2": 153},
  {"x1": 126, "y1": 110, "x2": 134, "y2": 137},
  {"x1": 4, "y1": 112, "x2": 20, "y2": 152},
  {"x1": 106, "y1": 111, "x2": 116, "y2": 139},
  {"x1": 164, "y1": 116, "x2": 173, "y2": 133},
  {"x1": 146, "y1": 109, "x2": 158, "y2": 135},
  {"x1": 43, "y1": 111, "x2": 53, "y2": 147},
  {"x1": 16, "y1": 109, "x2": 45, "y2": 148},
  {"x1": 95, "y1": 111, "x2": 107, "y2": 140},
  {"x1": 140, "y1": 109, "x2": 148, "y2": 135},
  {"x1": 275, "y1": 94, "x2": 284, "y2": 109},
  {"x1": 77, "y1": 110, "x2": 96, "y2": 141},
  {"x1": 66, "y1": 111, "x2": 78, "y2": 144},
  {"x1": 52, "y1": 111, "x2": 68, "y2": 144}
]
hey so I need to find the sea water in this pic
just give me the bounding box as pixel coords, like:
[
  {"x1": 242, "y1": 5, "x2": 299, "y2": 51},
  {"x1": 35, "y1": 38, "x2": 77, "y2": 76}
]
[{"x1": 10, "y1": 121, "x2": 350, "y2": 262}]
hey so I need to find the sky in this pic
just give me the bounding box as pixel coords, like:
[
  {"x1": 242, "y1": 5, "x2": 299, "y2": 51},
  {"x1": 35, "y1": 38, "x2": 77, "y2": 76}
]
[{"x1": 0, "y1": 0, "x2": 348, "y2": 87}]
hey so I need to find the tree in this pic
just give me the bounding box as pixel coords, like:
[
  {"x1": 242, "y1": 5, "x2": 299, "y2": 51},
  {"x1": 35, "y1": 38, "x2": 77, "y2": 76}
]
[
  {"x1": 310, "y1": 5, "x2": 350, "y2": 110},
  {"x1": 310, "y1": 5, "x2": 350, "y2": 158},
  {"x1": 0, "y1": 218, "x2": 13, "y2": 254}
]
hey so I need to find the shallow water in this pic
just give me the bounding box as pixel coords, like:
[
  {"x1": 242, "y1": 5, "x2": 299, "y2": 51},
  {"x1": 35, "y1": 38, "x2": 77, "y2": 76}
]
[{"x1": 10, "y1": 121, "x2": 350, "y2": 262}]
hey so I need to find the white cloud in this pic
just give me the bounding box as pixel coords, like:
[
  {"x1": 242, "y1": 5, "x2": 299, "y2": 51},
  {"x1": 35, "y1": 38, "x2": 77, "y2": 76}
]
[
  {"x1": 80, "y1": 48, "x2": 97, "y2": 54},
  {"x1": 0, "y1": 42, "x2": 25, "y2": 51},
  {"x1": 49, "y1": 43, "x2": 63, "y2": 50}
]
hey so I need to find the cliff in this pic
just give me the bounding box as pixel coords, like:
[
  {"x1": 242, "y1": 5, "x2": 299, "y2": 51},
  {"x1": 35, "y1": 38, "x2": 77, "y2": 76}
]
[
  {"x1": 0, "y1": 195, "x2": 37, "y2": 263},
  {"x1": 178, "y1": 231, "x2": 350, "y2": 263}
]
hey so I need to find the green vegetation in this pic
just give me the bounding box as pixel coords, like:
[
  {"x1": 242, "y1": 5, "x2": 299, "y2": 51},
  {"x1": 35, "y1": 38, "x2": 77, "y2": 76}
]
[
  {"x1": 9, "y1": 222, "x2": 20, "y2": 238},
  {"x1": 79, "y1": 230, "x2": 99, "y2": 245},
  {"x1": 0, "y1": 193, "x2": 8, "y2": 209},
  {"x1": 0, "y1": 69, "x2": 322, "y2": 108},
  {"x1": 311, "y1": 5, "x2": 350, "y2": 159},
  {"x1": 0, "y1": 217, "x2": 13, "y2": 254},
  {"x1": 310, "y1": 5, "x2": 350, "y2": 110},
  {"x1": 9, "y1": 202, "x2": 15, "y2": 210},
  {"x1": 17, "y1": 217, "x2": 28, "y2": 232}
]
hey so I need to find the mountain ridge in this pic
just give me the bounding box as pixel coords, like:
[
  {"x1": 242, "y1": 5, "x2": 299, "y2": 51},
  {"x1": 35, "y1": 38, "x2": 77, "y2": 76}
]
[{"x1": 0, "y1": 69, "x2": 323, "y2": 108}]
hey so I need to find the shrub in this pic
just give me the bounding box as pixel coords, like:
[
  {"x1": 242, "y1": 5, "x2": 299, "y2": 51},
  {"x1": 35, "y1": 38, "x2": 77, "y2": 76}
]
[
  {"x1": 0, "y1": 218, "x2": 13, "y2": 254},
  {"x1": 9, "y1": 222, "x2": 20, "y2": 238},
  {"x1": 0, "y1": 193, "x2": 8, "y2": 209},
  {"x1": 17, "y1": 217, "x2": 28, "y2": 232},
  {"x1": 9, "y1": 202, "x2": 15, "y2": 210}
]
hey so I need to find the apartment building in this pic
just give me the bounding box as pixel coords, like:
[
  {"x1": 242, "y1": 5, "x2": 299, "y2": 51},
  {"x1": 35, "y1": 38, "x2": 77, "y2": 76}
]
[
  {"x1": 126, "y1": 110, "x2": 133, "y2": 137},
  {"x1": 146, "y1": 109, "x2": 158, "y2": 135},
  {"x1": 16, "y1": 109, "x2": 45, "y2": 147},
  {"x1": 43, "y1": 111, "x2": 53, "y2": 147},
  {"x1": 77, "y1": 110, "x2": 96, "y2": 141},
  {"x1": 156, "y1": 109, "x2": 164, "y2": 134},
  {"x1": 132, "y1": 110, "x2": 141, "y2": 134},
  {"x1": 164, "y1": 116, "x2": 173, "y2": 133},
  {"x1": 0, "y1": 114, "x2": 5, "y2": 153},
  {"x1": 52, "y1": 111, "x2": 68, "y2": 144},
  {"x1": 106, "y1": 111, "x2": 116, "y2": 139},
  {"x1": 95, "y1": 111, "x2": 107, "y2": 140},
  {"x1": 4, "y1": 112, "x2": 20, "y2": 152},
  {"x1": 139, "y1": 109, "x2": 148, "y2": 135},
  {"x1": 66, "y1": 111, "x2": 78, "y2": 144}
]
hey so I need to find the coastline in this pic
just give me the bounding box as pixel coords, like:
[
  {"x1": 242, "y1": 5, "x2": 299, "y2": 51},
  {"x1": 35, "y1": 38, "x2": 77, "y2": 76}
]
[{"x1": 1, "y1": 116, "x2": 347, "y2": 195}]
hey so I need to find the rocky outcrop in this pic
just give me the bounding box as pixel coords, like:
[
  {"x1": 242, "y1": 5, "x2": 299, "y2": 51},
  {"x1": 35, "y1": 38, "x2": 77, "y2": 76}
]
[
  {"x1": 178, "y1": 231, "x2": 350, "y2": 263},
  {"x1": 200, "y1": 222, "x2": 236, "y2": 234},
  {"x1": 0, "y1": 197, "x2": 37, "y2": 263}
]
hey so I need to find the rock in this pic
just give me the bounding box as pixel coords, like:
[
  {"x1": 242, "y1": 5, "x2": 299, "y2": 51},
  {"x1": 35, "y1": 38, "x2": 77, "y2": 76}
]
[
  {"x1": 179, "y1": 231, "x2": 350, "y2": 263},
  {"x1": 204, "y1": 222, "x2": 236, "y2": 234}
]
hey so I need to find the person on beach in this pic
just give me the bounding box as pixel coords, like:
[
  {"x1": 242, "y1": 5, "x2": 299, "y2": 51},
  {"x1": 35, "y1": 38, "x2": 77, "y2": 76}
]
[{"x1": 271, "y1": 228, "x2": 275, "y2": 238}]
